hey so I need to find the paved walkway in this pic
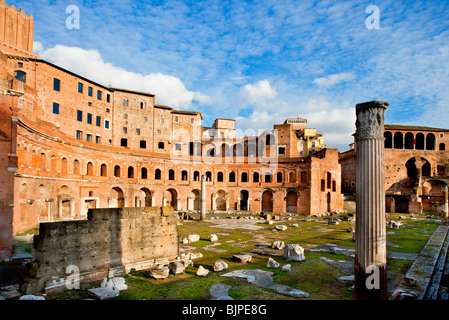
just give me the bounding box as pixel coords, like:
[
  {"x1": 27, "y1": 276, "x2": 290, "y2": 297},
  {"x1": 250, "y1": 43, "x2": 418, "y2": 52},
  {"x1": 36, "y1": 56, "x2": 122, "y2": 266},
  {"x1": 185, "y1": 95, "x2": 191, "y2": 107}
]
[{"x1": 390, "y1": 224, "x2": 449, "y2": 300}]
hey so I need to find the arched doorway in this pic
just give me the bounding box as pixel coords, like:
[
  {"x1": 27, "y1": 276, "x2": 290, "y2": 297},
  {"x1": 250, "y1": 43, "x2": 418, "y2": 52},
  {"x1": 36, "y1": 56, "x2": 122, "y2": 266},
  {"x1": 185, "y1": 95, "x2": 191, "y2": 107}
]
[
  {"x1": 192, "y1": 189, "x2": 201, "y2": 210},
  {"x1": 240, "y1": 190, "x2": 249, "y2": 211},
  {"x1": 216, "y1": 190, "x2": 227, "y2": 211},
  {"x1": 262, "y1": 190, "x2": 273, "y2": 212},
  {"x1": 166, "y1": 189, "x2": 178, "y2": 209},
  {"x1": 112, "y1": 187, "x2": 125, "y2": 208},
  {"x1": 286, "y1": 191, "x2": 298, "y2": 213},
  {"x1": 140, "y1": 188, "x2": 153, "y2": 207}
]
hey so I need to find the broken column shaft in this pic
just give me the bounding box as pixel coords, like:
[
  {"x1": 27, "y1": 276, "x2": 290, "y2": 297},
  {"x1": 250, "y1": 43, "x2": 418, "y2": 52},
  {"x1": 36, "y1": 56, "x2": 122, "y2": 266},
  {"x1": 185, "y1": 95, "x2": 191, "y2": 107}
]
[{"x1": 354, "y1": 100, "x2": 389, "y2": 300}]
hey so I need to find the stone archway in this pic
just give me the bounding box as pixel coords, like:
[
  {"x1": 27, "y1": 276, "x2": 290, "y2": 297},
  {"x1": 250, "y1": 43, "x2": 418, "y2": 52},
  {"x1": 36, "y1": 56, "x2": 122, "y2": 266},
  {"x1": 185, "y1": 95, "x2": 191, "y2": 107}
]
[
  {"x1": 216, "y1": 190, "x2": 227, "y2": 211},
  {"x1": 112, "y1": 187, "x2": 125, "y2": 208},
  {"x1": 262, "y1": 190, "x2": 273, "y2": 212},
  {"x1": 166, "y1": 188, "x2": 178, "y2": 209},
  {"x1": 192, "y1": 189, "x2": 201, "y2": 210},
  {"x1": 286, "y1": 190, "x2": 298, "y2": 213},
  {"x1": 140, "y1": 188, "x2": 153, "y2": 207}
]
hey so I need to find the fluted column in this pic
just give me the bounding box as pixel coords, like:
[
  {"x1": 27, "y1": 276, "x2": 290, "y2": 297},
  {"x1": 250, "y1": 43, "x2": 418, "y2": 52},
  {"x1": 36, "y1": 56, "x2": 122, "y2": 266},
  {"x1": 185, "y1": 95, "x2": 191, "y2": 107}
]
[
  {"x1": 200, "y1": 175, "x2": 206, "y2": 221},
  {"x1": 354, "y1": 100, "x2": 389, "y2": 300}
]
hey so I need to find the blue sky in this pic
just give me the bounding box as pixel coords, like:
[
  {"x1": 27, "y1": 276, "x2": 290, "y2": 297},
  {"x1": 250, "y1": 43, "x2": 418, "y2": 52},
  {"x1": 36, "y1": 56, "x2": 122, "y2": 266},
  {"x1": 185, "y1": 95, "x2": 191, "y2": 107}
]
[{"x1": 8, "y1": 0, "x2": 449, "y2": 151}]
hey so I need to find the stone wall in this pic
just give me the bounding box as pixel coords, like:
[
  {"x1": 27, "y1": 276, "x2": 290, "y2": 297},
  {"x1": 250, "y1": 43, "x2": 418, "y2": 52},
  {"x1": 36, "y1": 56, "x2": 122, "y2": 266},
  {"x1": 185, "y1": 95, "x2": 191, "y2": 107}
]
[{"x1": 20, "y1": 206, "x2": 179, "y2": 294}]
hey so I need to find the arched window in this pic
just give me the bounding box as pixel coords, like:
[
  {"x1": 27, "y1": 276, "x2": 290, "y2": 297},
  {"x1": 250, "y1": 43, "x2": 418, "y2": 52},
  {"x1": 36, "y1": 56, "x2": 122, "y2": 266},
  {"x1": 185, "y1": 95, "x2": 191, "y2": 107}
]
[
  {"x1": 217, "y1": 172, "x2": 224, "y2": 182},
  {"x1": 229, "y1": 172, "x2": 236, "y2": 182},
  {"x1": 73, "y1": 160, "x2": 80, "y2": 175},
  {"x1": 100, "y1": 164, "x2": 107, "y2": 177},
  {"x1": 86, "y1": 162, "x2": 94, "y2": 176},
  {"x1": 193, "y1": 171, "x2": 200, "y2": 181},
  {"x1": 114, "y1": 165, "x2": 121, "y2": 177},
  {"x1": 405, "y1": 132, "x2": 414, "y2": 149},
  {"x1": 128, "y1": 166, "x2": 134, "y2": 178},
  {"x1": 416, "y1": 133, "x2": 425, "y2": 150},
  {"x1": 61, "y1": 158, "x2": 68, "y2": 173},
  {"x1": 206, "y1": 171, "x2": 212, "y2": 181},
  {"x1": 253, "y1": 172, "x2": 260, "y2": 183},
  {"x1": 141, "y1": 167, "x2": 148, "y2": 179},
  {"x1": 276, "y1": 172, "x2": 283, "y2": 183},
  {"x1": 168, "y1": 169, "x2": 175, "y2": 180},
  {"x1": 265, "y1": 173, "x2": 272, "y2": 183},
  {"x1": 327, "y1": 172, "x2": 332, "y2": 189},
  {"x1": 181, "y1": 170, "x2": 188, "y2": 181},
  {"x1": 426, "y1": 133, "x2": 435, "y2": 150},
  {"x1": 155, "y1": 169, "x2": 161, "y2": 180},
  {"x1": 140, "y1": 101, "x2": 146, "y2": 109},
  {"x1": 241, "y1": 172, "x2": 248, "y2": 182},
  {"x1": 440, "y1": 143, "x2": 446, "y2": 151},
  {"x1": 394, "y1": 132, "x2": 403, "y2": 149}
]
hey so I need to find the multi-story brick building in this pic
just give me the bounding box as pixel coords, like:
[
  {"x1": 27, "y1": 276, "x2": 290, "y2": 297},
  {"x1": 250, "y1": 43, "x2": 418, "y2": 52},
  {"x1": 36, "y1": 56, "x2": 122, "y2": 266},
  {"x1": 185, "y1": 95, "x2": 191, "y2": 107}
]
[
  {"x1": 340, "y1": 124, "x2": 449, "y2": 214},
  {"x1": 0, "y1": 1, "x2": 343, "y2": 259}
]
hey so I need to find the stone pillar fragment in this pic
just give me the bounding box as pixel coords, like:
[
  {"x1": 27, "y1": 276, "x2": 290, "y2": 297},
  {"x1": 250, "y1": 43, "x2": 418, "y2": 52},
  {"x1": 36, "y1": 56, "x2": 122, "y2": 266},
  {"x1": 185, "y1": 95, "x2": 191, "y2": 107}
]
[
  {"x1": 443, "y1": 185, "x2": 448, "y2": 222},
  {"x1": 354, "y1": 101, "x2": 388, "y2": 300},
  {"x1": 200, "y1": 175, "x2": 206, "y2": 221}
]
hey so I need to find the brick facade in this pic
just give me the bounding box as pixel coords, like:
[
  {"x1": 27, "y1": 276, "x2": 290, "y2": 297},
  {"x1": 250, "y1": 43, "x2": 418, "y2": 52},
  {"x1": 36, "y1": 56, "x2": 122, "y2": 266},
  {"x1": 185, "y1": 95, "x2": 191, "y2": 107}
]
[{"x1": 0, "y1": 2, "x2": 343, "y2": 259}]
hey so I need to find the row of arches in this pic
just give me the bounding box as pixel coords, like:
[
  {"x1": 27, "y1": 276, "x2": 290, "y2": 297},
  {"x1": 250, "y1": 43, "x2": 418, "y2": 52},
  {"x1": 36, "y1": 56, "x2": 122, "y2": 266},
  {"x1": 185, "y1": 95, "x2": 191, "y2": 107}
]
[
  {"x1": 19, "y1": 147, "x2": 308, "y2": 184},
  {"x1": 384, "y1": 131, "x2": 444, "y2": 151}
]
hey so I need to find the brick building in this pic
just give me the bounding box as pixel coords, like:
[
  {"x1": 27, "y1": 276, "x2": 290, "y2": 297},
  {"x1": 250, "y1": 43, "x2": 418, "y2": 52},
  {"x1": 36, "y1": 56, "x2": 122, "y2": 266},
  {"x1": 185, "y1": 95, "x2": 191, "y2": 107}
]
[
  {"x1": 0, "y1": 1, "x2": 343, "y2": 259},
  {"x1": 340, "y1": 124, "x2": 449, "y2": 214}
]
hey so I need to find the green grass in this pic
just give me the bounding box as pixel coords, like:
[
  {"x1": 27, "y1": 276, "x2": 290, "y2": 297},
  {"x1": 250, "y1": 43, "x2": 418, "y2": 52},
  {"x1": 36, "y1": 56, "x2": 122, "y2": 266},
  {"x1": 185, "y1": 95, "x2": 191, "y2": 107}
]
[{"x1": 43, "y1": 211, "x2": 443, "y2": 300}]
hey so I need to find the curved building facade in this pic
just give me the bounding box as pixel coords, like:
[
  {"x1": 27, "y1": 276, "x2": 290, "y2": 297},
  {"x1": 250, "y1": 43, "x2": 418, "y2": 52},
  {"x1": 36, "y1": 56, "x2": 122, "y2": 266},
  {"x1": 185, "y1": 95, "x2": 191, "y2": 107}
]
[{"x1": 0, "y1": 1, "x2": 343, "y2": 259}]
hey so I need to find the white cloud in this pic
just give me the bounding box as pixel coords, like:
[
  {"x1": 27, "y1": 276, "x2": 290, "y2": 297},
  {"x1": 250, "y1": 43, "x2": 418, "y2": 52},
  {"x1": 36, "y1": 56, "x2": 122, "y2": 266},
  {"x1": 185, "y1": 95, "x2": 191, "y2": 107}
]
[
  {"x1": 33, "y1": 42, "x2": 210, "y2": 109},
  {"x1": 239, "y1": 80, "x2": 278, "y2": 104},
  {"x1": 313, "y1": 72, "x2": 356, "y2": 87},
  {"x1": 235, "y1": 96, "x2": 356, "y2": 151}
]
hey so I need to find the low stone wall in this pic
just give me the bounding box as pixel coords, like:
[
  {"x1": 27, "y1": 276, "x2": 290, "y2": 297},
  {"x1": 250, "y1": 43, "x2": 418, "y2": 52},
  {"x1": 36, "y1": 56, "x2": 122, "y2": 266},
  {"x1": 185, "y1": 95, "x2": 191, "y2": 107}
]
[{"x1": 20, "y1": 206, "x2": 179, "y2": 294}]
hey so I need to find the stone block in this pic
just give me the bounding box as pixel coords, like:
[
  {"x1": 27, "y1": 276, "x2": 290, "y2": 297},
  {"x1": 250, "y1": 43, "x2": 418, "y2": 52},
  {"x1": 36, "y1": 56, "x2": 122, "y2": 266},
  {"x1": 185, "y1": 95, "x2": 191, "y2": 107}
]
[
  {"x1": 87, "y1": 287, "x2": 119, "y2": 300},
  {"x1": 232, "y1": 254, "x2": 252, "y2": 263},
  {"x1": 284, "y1": 244, "x2": 305, "y2": 262},
  {"x1": 196, "y1": 265, "x2": 209, "y2": 277}
]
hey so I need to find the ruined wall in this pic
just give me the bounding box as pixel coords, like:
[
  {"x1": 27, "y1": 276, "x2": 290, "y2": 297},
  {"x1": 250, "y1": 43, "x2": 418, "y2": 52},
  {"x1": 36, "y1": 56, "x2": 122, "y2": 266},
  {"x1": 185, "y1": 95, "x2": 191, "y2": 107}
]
[{"x1": 20, "y1": 206, "x2": 179, "y2": 294}]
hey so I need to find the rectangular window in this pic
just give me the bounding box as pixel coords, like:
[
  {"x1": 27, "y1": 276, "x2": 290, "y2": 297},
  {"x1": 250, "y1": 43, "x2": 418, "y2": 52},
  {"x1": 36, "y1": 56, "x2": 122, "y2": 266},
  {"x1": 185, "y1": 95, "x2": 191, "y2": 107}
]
[
  {"x1": 278, "y1": 147, "x2": 285, "y2": 155},
  {"x1": 78, "y1": 82, "x2": 83, "y2": 93},
  {"x1": 136, "y1": 128, "x2": 141, "y2": 135},
  {"x1": 97, "y1": 90, "x2": 102, "y2": 100},
  {"x1": 123, "y1": 127, "x2": 128, "y2": 134},
  {"x1": 86, "y1": 134, "x2": 92, "y2": 142},
  {"x1": 96, "y1": 116, "x2": 101, "y2": 127},
  {"x1": 88, "y1": 87, "x2": 93, "y2": 97},
  {"x1": 95, "y1": 136, "x2": 101, "y2": 144},
  {"x1": 300, "y1": 171, "x2": 307, "y2": 183},
  {"x1": 106, "y1": 94, "x2": 110, "y2": 103},
  {"x1": 54, "y1": 78, "x2": 60, "y2": 91},
  {"x1": 52, "y1": 102, "x2": 59, "y2": 115},
  {"x1": 105, "y1": 120, "x2": 110, "y2": 129},
  {"x1": 87, "y1": 113, "x2": 93, "y2": 124},
  {"x1": 76, "y1": 130, "x2": 82, "y2": 140},
  {"x1": 77, "y1": 110, "x2": 83, "y2": 122}
]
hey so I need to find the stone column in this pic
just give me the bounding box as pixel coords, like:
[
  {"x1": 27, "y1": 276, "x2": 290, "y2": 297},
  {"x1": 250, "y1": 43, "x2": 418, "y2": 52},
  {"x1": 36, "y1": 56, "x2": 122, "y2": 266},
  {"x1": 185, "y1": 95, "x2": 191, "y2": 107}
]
[
  {"x1": 354, "y1": 100, "x2": 389, "y2": 300},
  {"x1": 200, "y1": 175, "x2": 206, "y2": 221}
]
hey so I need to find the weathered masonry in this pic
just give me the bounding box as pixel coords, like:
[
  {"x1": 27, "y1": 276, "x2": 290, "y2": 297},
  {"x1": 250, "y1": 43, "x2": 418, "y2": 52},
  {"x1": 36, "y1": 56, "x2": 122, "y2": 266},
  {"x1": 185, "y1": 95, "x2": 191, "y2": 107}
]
[
  {"x1": 20, "y1": 206, "x2": 179, "y2": 294},
  {"x1": 0, "y1": 1, "x2": 343, "y2": 259},
  {"x1": 340, "y1": 124, "x2": 449, "y2": 215}
]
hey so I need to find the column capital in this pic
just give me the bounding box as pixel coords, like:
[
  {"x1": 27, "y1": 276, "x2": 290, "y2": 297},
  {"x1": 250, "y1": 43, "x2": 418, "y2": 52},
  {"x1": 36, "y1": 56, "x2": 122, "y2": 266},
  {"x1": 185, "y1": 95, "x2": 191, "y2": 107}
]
[{"x1": 355, "y1": 101, "x2": 389, "y2": 140}]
